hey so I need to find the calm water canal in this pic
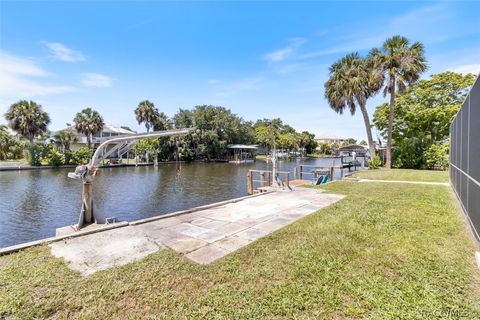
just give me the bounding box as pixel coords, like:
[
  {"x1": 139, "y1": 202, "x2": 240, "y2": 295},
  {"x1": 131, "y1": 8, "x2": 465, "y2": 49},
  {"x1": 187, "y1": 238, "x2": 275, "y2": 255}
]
[{"x1": 0, "y1": 158, "x2": 348, "y2": 247}]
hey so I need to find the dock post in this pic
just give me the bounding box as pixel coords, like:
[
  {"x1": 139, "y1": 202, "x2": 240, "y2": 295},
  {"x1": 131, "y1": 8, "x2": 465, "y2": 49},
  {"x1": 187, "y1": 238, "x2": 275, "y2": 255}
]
[
  {"x1": 260, "y1": 172, "x2": 265, "y2": 187},
  {"x1": 300, "y1": 165, "x2": 303, "y2": 180},
  {"x1": 294, "y1": 167, "x2": 297, "y2": 180},
  {"x1": 329, "y1": 167, "x2": 334, "y2": 181},
  {"x1": 268, "y1": 172, "x2": 271, "y2": 186},
  {"x1": 247, "y1": 171, "x2": 253, "y2": 195},
  {"x1": 285, "y1": 172, "x2": 289, "y2": 188}
]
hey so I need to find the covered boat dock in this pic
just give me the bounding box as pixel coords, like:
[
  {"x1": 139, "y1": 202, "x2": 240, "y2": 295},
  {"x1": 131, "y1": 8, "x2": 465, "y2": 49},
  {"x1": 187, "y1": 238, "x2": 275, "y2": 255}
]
[{"x1": 226, "y1": 144, "x2": 258, "y2": 164}]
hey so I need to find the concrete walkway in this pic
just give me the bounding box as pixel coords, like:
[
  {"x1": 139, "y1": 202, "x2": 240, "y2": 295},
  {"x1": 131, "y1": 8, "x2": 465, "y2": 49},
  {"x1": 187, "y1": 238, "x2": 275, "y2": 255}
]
[{"x1": 50, "y1": 187, "x2": 344, "y2": 275}]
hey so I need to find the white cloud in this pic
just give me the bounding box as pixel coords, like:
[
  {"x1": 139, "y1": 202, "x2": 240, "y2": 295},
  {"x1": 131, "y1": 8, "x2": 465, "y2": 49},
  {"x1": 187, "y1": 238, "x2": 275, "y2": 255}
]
[
  {"x1": 0, "y1": 51, "x2": 75, "y2": 98},
  {"x1": 447, "y1": 64, "x2": 480, "y2": 75},
  {"x1": 44, "y1": 42, "x2": 86, "y2": 62},
  {"x1": 264, "y1": 38, "x2": 306, "y2": 62},
  {"x1": 297, "y1": 41, "x2": 376, "y2": 60},
  {"x1": 81, "y1": 73, "x2": 114, "y2": 88},
  {"x1": 0, "y1": 52, "x2": 48, "y2": 77}
]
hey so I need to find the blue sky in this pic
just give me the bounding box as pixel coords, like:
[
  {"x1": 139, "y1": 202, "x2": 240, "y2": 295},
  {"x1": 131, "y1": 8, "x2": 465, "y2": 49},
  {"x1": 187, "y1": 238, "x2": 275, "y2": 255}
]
[{"x1": 1, "y1": 1, "x2": 479, "y2": 140}]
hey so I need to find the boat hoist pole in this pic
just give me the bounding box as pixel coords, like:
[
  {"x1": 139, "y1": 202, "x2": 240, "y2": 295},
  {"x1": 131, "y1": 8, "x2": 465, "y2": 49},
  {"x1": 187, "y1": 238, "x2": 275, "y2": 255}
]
[{"x1": 68, "y1": 128, "x2": 194, "y2": 230}]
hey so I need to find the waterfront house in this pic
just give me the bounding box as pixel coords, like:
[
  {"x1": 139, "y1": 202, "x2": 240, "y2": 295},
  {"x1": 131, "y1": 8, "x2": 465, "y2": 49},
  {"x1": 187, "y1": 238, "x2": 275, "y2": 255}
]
[
  {"x1": 315, "y1": 134, "x2": 346, "y2": 146},
  {"x1": 54, "y1": 124, "x2": 136, "y2": 150}
]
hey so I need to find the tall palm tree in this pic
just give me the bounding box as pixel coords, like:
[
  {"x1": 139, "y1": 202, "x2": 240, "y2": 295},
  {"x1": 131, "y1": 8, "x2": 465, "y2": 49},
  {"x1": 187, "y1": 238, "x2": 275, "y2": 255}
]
[
  {"x1": 369, "y1": 35, "x2": 427, "y2": 168},
  {"x1": 134, "y1": 100, "x2": 160, "y2": 133},
  {"x1": 73, "y1": 108, "x2": 104, "y2": 149},
  {"x1": 53, "y1": 130, "x2": 79, "y2": 154},
  {"x1": 4, "y1": 100, "x2": 51, "y2": 144},
  {"x1": 324, "y1": 53, "x2": 382, "y2": 158}
]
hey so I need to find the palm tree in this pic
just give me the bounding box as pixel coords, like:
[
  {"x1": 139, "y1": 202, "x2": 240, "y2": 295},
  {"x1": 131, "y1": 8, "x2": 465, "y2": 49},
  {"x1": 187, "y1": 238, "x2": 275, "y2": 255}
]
[
  {"x1": 153, "y1": 112, "x2": 170, "y2": 131},
  {"x1": 369, "y1": 35, "x2": 427, "y2": 168},
  {"x1": 134, "y1": 100, "x2": 160, "y2": 133},
  {"x1": 324, "y1": 53, "x2": 382, "y2": 158},
  {"x1": 4, "y1": 100, "x2": 51, "y2": 144},
  {"x1": 73, "y1": 108, "x2": 104, "y2": 149},
  {"x1": 53, "y1": 130, "x2": 79, "y2": 154}
]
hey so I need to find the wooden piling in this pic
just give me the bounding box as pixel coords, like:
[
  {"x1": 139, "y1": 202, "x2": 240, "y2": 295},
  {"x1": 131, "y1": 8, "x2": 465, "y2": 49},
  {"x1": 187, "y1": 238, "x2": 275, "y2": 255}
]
[{"x1": 247, "y1": 171, "x2": 253, "y2": 195}]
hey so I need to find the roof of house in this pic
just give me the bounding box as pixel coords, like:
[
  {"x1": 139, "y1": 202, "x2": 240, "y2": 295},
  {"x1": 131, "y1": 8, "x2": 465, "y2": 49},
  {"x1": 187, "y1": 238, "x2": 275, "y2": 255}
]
[
  {"x1": 102, "y1": 124, "x2": 135, "y2": 135},
  {"x1": 316, "y1": 134, "x2": 345, "y2": 140},
  {"x1": 337, "y1": 144, "x2": 368, "y2": 151},
  {"x1": 57, "y1": 124, "x2": 135, "y2": 135}
]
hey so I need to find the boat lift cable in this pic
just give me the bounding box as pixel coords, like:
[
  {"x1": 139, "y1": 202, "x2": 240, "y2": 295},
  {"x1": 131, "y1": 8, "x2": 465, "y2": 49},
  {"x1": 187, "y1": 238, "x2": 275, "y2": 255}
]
[{"x1": 172, "y1": 139, "x2": 185, "y2": 194}]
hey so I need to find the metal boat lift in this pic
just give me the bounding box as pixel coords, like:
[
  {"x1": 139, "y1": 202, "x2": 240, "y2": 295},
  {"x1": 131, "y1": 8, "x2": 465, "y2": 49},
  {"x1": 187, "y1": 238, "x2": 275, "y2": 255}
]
[{"x1": 68, "y1": 128, "x2": 193, "y2": 229}]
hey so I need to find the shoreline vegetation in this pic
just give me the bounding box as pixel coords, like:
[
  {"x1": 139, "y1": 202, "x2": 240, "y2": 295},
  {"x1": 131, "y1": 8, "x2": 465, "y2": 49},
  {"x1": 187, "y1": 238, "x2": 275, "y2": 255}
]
[
  {"x1": 3, "y1": 71, "x2": 474, "y2": 172},
  {"x1": 1, "y1": 104, "x2": 323, "y2": 168},
  {"x1": 1, "y1": 170, "x2": 478, "y2": 318}
]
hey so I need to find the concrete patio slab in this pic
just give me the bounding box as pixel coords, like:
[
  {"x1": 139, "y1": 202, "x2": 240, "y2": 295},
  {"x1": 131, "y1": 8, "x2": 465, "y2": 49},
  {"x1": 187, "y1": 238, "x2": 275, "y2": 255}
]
[
  {"x1": 215, "y1": 222, "x2": 249, "y2": 235},
  {"x1": 215, "y1": 236, "x2": 251, "y2": 252},
  {"x1": 49, "y1": 187, "x2": 344, "y2": 275},
  {"x1": 163, "y1": 236, "x2": 208, "y2": 254},
  {"x1": 236, "y1": 228, "x2": 269, "y2": 241},
  {"x1": 167, "y1": 223, "x2": 210, "y2": 237},
  {"x1": 195, "y1": 230, "x2": 227, "y2": 243},
  {"x1": 252, "y1": 220, "x2": 284, "y2": 233},
  {"x1": 185, "y1": 244, "x2": 230, "y2": 264}
]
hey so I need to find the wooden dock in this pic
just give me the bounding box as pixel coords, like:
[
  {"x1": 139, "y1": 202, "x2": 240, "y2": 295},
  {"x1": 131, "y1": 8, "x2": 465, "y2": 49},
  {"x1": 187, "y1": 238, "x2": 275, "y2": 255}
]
[
  {"x1": 247, "y1": 162, "x2": 363, "y2": 194},
  {"x1": 247, "y1": 169, "x2": 291, "y2": 195}
]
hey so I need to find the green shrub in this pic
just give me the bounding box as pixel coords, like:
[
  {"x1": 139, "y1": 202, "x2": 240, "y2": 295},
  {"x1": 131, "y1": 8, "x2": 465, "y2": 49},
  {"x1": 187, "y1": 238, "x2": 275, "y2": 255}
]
[
  {"x1": 424, "y1": 143, "x2": 449, "y2": 170},
  {"x1": 46, "y1": 149, "x2": 64, "y2": 167},
  {"x1": 392, "y1": 138, "x2": 429, "y2": 169},
  {"x1": 369, "y1": 155, "x2": 382, "y2": 169},
  {"x1": 9, "y1": 139, "x2": 28, "y2": 160},
  {"x1": 69, "y1": 147, "x2": 92, "y2": 165},
  {"x1": 27, "y1": 143, "x2": 51, "y2": 166},
  {"x1": 64, "y1": 150, "x2": 72, "y2": 165},
  {"x1": 0, "y1": 129, "x2": 27, "y2": 160}
]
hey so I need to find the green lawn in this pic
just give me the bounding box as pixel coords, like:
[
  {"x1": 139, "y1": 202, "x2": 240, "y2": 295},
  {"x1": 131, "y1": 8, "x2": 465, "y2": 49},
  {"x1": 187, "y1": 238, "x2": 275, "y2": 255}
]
[
  {"x1": 1, "y1": 178, "x2": 479, "y2": 319},
  {"x1": 352, "y1": 168, "x2": 449, "y2": 183}
]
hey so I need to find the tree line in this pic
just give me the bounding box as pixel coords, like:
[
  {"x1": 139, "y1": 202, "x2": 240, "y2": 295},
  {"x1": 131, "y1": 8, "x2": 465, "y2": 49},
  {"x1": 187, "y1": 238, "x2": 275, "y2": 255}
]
[
  {"x1": 132, "y1": 104, "x2": 318, "y2": 162},
  {"x1": 1, "y1": 101, "x2": 318, "y2": 165}
]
